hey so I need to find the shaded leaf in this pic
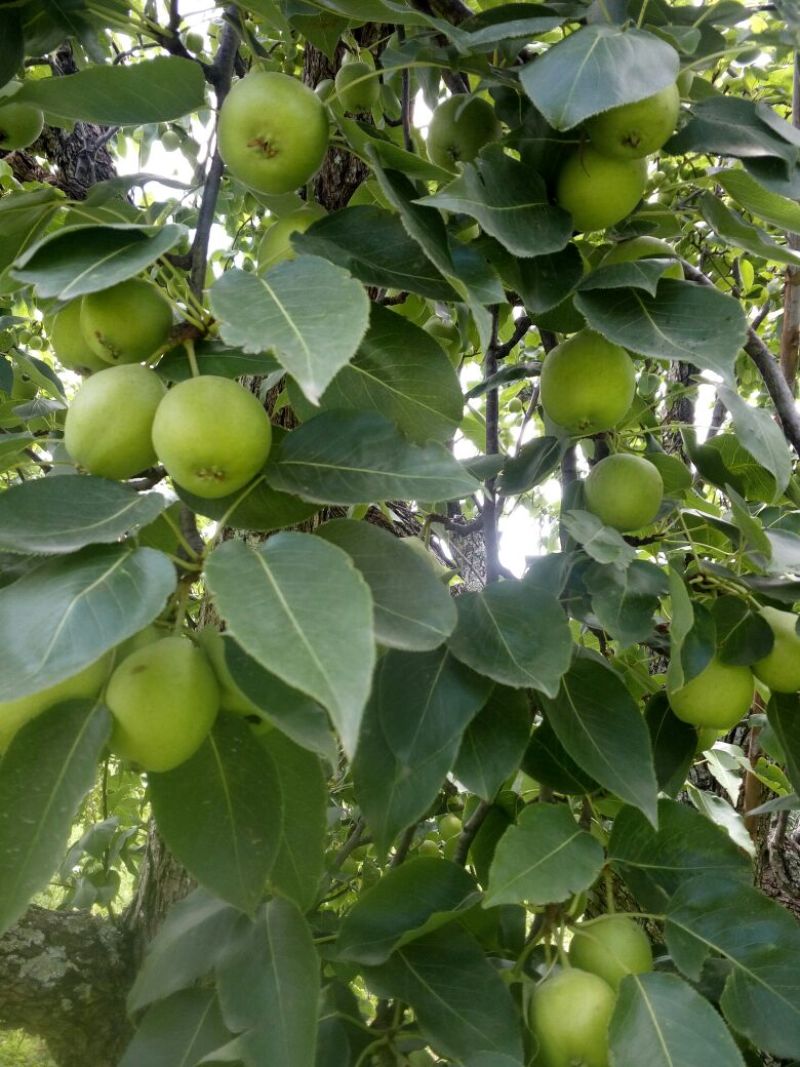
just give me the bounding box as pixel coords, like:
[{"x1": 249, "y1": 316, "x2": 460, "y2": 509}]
[
  {"x1": 149, "y1": 715, "x2": 281, "y2": 913},
  {"x1": 266, "y1": 412, "x2": 479, "y2": 505},
  {"x1": 486, "y1": 803, "x2": 604, "y2": 907},
  {"x1": 610, "y1": 972, "x2": 746, "y2": 1067},
  {"x1": 0, "y1": 477, "x2": 166, "y2": 554},
  {"x1": 210, "y1": 257, "x2": 370, "y2": 405},
  {"x1": 316, "y1": 518, "x2": 456, "y2": 652},
  {"x1": 717, "y1": 385, "x2": 792, "y2": 498},
  {"x1": 337, "y1": 857, "x2": 479, "y2": 964},
  {"x1": 122, "y1": 992, "x2": 230, "y2": 1067},
  {"x1": 294, "y1": 206, "x2": 458, "y2": 300},
  {"x1": 701, "y1": 193, "x2": 800, "y2": 267},
  {"x1": 666, "y1": 875, "x2": 800, "y2": 1060},
  {"x1": 448, "y1": 580, "x2": 573, "y2": 696},
  {"x1": 418, "y1": 148, "x2": 572, "y2": 258},
  {"x1": 562, "y1": 510, "x2": 637, "y2": 566},
  {"x1": 15, "y1": 57, "x2": 206, "y2": 124},
  {"x1": 608, "y1": 799, "x2": 750, "y2": 912},
  {"x1": 353, "y1": 648, "x2": 492, "y2": 854},
  {"x1": 0, "y1": 545, "x2": 175, "y2": 703},
  {"x1": 215, "y1": 899, "x2": 320, "y2": 1067},
  {"x1": 767, "y1": 692, "x2": 800, "y2": 797},
  {"x1": 128, "y1": 889, "x2": 241, "y2": 1014},
  {"x1": 302, "y1": 303, "x2": 463, "y2": 445},
  {"x1": 541, "y1": 654, "x2": 659, "y2": 824},
  {"x1": 523, "y1": 719, "x2": 599, "y2": 796},
  {"x1": 717, "y1": 168, "x2": 800, "y2": 234},
  {"x1": 364, "y1": 926, "x2": 524, "y2": 1064},
  {"x1": 454, "y1": 687, "x2": 531, "y2": 802},
  {"x1": 575, "y1": 280, "x2": 747, "y2": 384},
  {"x1": 13, "y1": 224, "x2": 186, "y2": 300},
  {"x1": 520, "y1": 25, "x2": 679, "y2": 130},
  {"x1": 206, "y1": 534, "x2": 375, "y2": 758},
  {"x1": 0, "y1": 700, "x2": 110, "y2": 936},
  {"x1": 499, "y1": 437, "x2": 564, "y2": 496},
  {"x1": 586, "y1": 560, "x2": 668, "y2": 647},
  {"x1": 260, "y1": 731, "x2": 327, "y2": 913}
]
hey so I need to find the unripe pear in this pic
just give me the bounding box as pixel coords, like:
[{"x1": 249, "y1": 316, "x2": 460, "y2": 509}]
[
  {"x1": 335, "y1": 61, "x2": 379, "y2": 113},
  {"x1": 540, "y1": 329, "x2": 636, "y2": 435},
  {"x1": 426, "y1": 94, "x2": 500, "y2": 171},
  {"x1": 584, "y1": 453, "x2": 664, "y2": 532},
  {"x1": 257, "y1": 204, "x2": 325, "y2": 272},
  {"x1": 529, "y1": 968, "x2": 615, "y2": 1067},
  {"x1": 0, "y1": 101, "x2": 44, "y2": 150},
  {"x1": 50, "y1": 300, "x2": 109, "y2": 374},
  {"x1": 106, "y1": 636, "x2": 220, "y2": 772},
  {"x1": 556, "y1": 148, "x2": 648, "y2": 232},
  {"x1": 668, "y1": 657, "x2": 754, "y2": 730},
  {"x1": 586, "y1": 83, "x2": 680, "y2": 160},
  {"x1": 151, "y1": 375, "x2": 272, "y2": 498},
  {"x1": 64, "y1": 364, "x2": 166, "y2": 480},
  {"x1": 568, "y1": 915, "x2": 653, "y2": 990},
  {"x1": 752, "y1": 607, "x2": 800, "y2": 693},
  {"x1": 81, "y1": 279, "x2": 173, "y2": 365}
]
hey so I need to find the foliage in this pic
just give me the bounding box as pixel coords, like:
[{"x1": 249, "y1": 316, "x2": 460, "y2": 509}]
[{"x1": 0, "y1": 0, "x2": 799, "y2": 1065}]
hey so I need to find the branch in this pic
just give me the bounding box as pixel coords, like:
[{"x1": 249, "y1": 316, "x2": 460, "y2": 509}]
[
  {"x1": 682, "y1": 261, "x2": 800, "y2": 456},
  {"x1": 189, "y1": 8, "x2": 241, "y2": 296},
  {"x1": 483, "y1": 308, "x2": 502, "y2": 583}
]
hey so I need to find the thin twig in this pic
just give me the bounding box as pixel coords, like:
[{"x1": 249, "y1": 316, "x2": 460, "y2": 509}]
[{"x1": 453, "y1": 799, "x2": 490, "y2": 865}]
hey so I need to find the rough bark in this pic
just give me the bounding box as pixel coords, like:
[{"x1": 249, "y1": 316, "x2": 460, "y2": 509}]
[{"x1": 0, "y1": 907, "x2": 133, "y2": 1067}]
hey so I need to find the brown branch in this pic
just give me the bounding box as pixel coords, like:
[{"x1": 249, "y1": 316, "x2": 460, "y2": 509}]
[
  {"x1": 682, "y1": 261, "x2": 800, "y2": 456},
  {"x1": 780, "y1": 51, "x2": 800, "y2": 388}
]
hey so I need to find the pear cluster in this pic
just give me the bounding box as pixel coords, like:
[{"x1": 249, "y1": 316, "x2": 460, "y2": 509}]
[
  {"x1": 556, "y1": 83, "x2": 681, "y2": 233},
  {"x1": 530, "y1": 915, "x2": 653, "y2": 1066},
  {"x1": 58, "y1": 278, "x2": 273, "y2": 497}
]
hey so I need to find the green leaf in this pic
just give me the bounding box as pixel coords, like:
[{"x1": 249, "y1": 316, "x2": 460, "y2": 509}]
[
  {"x1": 299, "y1": 303, "x2": 463, "y2": 445},
  {"x1": 205, "y1": 534, "x2": 375, "y2": 758},
  {"x1": 716, "y1": 385, "x2": 792, "y2": 498},
  {"x1": 523, "y1": 719, "x2": 599, "y2": 796},
  {"x1": 701, "y1": 193, "x2": 800, "y2": 266},
  {"x1": 485, "y1": 803, "x2": 604, "y2": 907},
  {"x1": 316, "y1": 519, "x2": 456, "y2": 652},
  {"x1": 0, "y1": 699, "x2": 110, "y2": 936},
  {"x1": 454, "y1": 687, "x2": 531, "y2": 802},
  {"x1": 13, "y1": 223, "x2": 186, "y2": 300},
  {"x1": 266, "y1": 412, "x2": 480, "y2": 505},
  {"x1": 0, "y1": 11, "x2": 23, "y2": 90},
  {"x1": 448, "y1": 580, "x2": 573, "y2": 696},
  {"x1": 119, "y1": 990, "x2": 231, "y2": 1067},
  {"x1": 644, "y1": 693, "x2": 695, "y2": 797},
  {"x1": 176, "y1": 470, "x2": 320, "y2": 534},
  {"x1": 562, "y1": 511, "x2": 637, "y2": 566},
  {"x1": 156, "y1": 341, "x2": 280, "y2": 383},
  {"x1": 540, "y1": 654, "x2": 659, "y2": 825},
  {"x1": 353, "y1": 648, "x2": 492, "y2": 854},
  {"x1": 610, "y1": 972, "x2": 746, "y2": 1067},
  {"x1": 337, "y1": 857, "x2": 480, "y2": 964},
  {"x1": 717, "y1": 168, "x2": 800, "y2": 234},
  {"x1": 260, "y1": 731, "x2": 327, "y2": 913},
  {"x1": 0, "y1": 188, "x2": 62, "y2": 281},
  {"x1": 417, "y1": 148, "x2": 572, "y2": 258},
  {"x1": 506, "y1": 245, "x2": 585, "y2": 315},
  {"x1": 0, "y1": 545, "x2": 176, "y2": 703},
  {"x1": 15, "y1": 57, "x2": 207, "y2": 124},
  {"x1": 575, "y1": 280, "x2": 747, "y2": 384},
  {"x1": 767, "y1": 693, "x2": 800, "y2": 797},
  {"x1": 367, "y1": 155, "x2": 501, "y2": 347},
  {"x1": 713, "y1": 597, "x2": 773, "y2": 667},
  {"x1": 223, "y1": 638, "x2": 336, "y2": 762},
  {"x1": 128, "y1": 890, "x2": 242, "y2": 1014},
  {"x1": 520, "y1": 25, "x2": 679, "y2": 130},
  {"x1": 666, "y1": 875, "x2": 800, "y2": 1060},
  {"x1": 498, "y1": 437, "x2": 564, "y2": 496},
  {"x1": 210, "y1": 257, "x2": 370, "y2": 405},
  {"x1": 0, "y1": 476, "x2": 166, "y2": 554},
  {"x1": 214, "y1": 899, "x2": 320, "y2": 1067},
  {"x1": 149, "y1": 715, "x2": 281, "y2": 914},
  {"x1": 608, "y1": 799, "x2": 751, "y2": 912},
  {"x1": 667, "y1": 97, "x2": 798, "y2": 165},
  {"x1": 585, "y1": 560, "x2": 668, "y2": 648},
  {"x1": 363, "y1": 927, "x2": 524, "y2": 1065},
  {"x1": 294, "y1": 206, "x2": 459, "y2": 300}
]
